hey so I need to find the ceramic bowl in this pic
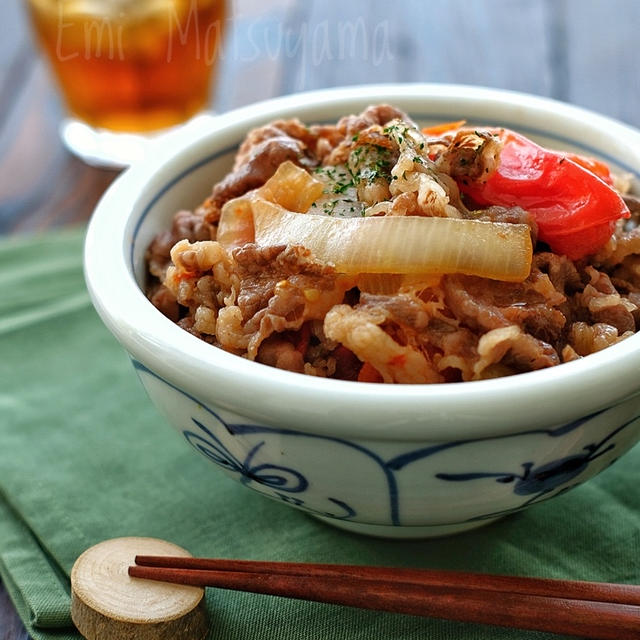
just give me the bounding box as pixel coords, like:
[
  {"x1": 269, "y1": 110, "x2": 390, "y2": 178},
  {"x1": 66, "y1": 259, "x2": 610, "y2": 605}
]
[{"x1": 84, "y1": 84, "x2": 640, "y2": 538}]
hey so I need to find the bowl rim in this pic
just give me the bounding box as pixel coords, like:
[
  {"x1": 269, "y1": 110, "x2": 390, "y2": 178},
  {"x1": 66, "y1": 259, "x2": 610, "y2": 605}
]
[{"x1": 84, "y1": 83, "x2": 640, "y2": 441}]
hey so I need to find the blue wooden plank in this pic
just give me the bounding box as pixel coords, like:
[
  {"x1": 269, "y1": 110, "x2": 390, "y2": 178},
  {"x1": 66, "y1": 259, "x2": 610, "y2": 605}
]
[
  {"x1": 562, "y1": 0, "x2": 640, "y2": 127},
  {"x1": 0, "y1": 584, "x2": 31, "y2": 640},
  {"x1": 213, "y1": 0, "x2": 298, "y2": 111},
  {"x1": 280, "y1": 0, "x2": 552, "y2": 97}
]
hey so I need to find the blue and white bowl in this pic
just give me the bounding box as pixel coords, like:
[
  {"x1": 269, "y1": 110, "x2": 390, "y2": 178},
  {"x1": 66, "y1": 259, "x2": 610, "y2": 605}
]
[{"x1": 84, "y1": 85, "x2": 640, "y2": 538}]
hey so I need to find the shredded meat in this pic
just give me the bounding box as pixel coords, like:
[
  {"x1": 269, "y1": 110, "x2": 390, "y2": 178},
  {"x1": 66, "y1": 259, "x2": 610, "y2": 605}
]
[
  {"x1": 436, "y1": 129, "x2": 503, "y2": 183},
  {"x1": 324, "y1": 304, "x2": 442, "y2": 384},
  {"x1": 623, "y1": 194, "x2": 640, "y2": 220},
  {"x1": 475, "y1": 206, "x2": 539, "y2": 245},
  {"x1": 576, "y1": 267, "x2": 637, "y2": 334},
  {"x1": 144, "y1": 105, "x2": 640, "y2": 383},
  {"x1": 322, "y1": 104, "x2": 413, "y2": 166},
  {"x1": 146, "y1": 209, "x2": 215, "y2": 279},
  {"x1": 336, "y1": 104, "x2": 415, "y2": 139},
  {"x1": 211, "y1": 138, "x2": 307, "y2": 210},
  {"x1": 257, "y1": 335, "x2": 305, "y2": 373}
]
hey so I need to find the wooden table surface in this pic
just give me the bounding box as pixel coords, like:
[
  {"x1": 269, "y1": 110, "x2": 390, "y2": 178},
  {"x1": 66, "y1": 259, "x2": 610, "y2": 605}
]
[{"x1": 1, "y1": 0, "x2": 639, "y2": 637}]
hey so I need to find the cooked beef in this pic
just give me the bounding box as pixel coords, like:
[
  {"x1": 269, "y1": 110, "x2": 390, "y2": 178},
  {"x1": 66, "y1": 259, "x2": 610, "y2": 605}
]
[
  {"x1": 166, "y1": 242, "x2": 352, "y2": 361},
  {"x1": 440, "y1": 273, "x2": 562, "y2": 371},
  {"x1": 336, "y1": 104, "x2": 415, "y2": 139},
  {"x1": 475, "y1": 206, "x2": 539, "y2": 245},
  {"x1": 211, "y1": 137, "x2": 307, "y2": 209},
  {"x1": 322, "y1": 104, "x2": 412, "y2": 167},
  {"x1": 256, "y1": 335, "x2": 305, "y2": 373},
  {"x1": 623, "y1": 194, "x2": 640, "y2": 219},
  {"x1": 576, "y1": 267, "x2": 637, "y2": 334},
  {"x1": 144, "y1": 105, "x2": 639, "y2": 383},
  {"x1": 148, "y1": 284, "x2": 179, "y2": 322},
  {"x1": 146, "y1": 210, "x2": 215, "y2": 280},
  {"x1": 437, "y1": 129, "x2": 503, "y2": 182},
  {"x1": 233, "y1": 243, "x2": 338, "y2": 323}
]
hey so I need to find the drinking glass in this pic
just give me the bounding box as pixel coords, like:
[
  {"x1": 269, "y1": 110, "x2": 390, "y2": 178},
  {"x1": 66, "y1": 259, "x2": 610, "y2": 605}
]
[{"x1": 25, "y1": 0, "x2": 227, "y2": 167}]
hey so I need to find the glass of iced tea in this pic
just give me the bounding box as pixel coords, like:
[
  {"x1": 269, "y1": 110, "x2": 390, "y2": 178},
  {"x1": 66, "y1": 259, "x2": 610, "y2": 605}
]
[{"x1": 25, "y1": 0, "x2": 227, "y2": 167}]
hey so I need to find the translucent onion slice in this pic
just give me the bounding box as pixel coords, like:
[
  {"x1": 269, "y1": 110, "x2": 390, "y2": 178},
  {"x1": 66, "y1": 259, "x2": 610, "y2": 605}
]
[
  {"x1": 356, "y1": 273, "x2": 442, "y2": 294},
  {"x1": 251, "y1": 198, "x2": 532, "y2": 282},
  {"x1": 259, "y1": 160, "x2": 324, "y2": 212},
  {"x1": 217, "y1": 196, "x2": 255, "y2": 249},
  {"x1": 218, "y1": 161, "x2": 324, "y2": 250}
]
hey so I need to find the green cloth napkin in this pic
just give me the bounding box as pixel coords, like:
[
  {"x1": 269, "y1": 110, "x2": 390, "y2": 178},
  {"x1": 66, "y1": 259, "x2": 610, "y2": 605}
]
[{"x1": 0, "y1": 228, "x2": 638, "y2": 640}]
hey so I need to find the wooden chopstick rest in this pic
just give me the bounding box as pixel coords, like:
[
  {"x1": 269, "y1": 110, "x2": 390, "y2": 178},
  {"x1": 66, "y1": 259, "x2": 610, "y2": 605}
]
[{"x1": 71, "y1": 537, "x2": 208, "y2": 640}]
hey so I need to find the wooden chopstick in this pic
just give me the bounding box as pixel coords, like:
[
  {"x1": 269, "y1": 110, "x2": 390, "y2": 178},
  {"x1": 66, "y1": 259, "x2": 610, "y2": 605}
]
[
  {"x1": 129, "y1": 556, "x2": 640, "y2": 640},
  {"x1": 134, "y1": 555, "x2": 640, "y2": 606}
]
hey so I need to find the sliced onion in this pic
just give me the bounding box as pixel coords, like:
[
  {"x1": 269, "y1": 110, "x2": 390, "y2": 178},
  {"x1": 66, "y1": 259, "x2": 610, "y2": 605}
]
[
  {"x1": 217, "y1": 196, "x2": 255, "y2": 249},
  {"x1": 356, "y1": 273, "x2": 442, "y2": 294},
  {"x1": 258, "y1": 160, "x2": 324, "y2": 212},
  {"x1": 251, "y1": 198, "x2": 532, "y2": 282},
  {"x1": 218, "y1": 161, "x2": 324, "y2": 250}
]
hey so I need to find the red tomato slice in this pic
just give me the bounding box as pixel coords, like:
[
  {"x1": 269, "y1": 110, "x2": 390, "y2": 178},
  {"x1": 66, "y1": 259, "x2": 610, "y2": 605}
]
[
  {"x1": 564, "y1": 153, "x2": 615, "y2": 186},
  {"x1": 459, "y1": 130, "x2": 629, "y2": 260}
]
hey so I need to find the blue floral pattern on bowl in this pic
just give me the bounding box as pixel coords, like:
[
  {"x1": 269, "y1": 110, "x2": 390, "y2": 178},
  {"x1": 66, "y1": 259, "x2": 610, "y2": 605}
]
[{"x1": 133, "y1": 360, "x2": 640, "y2": 535}]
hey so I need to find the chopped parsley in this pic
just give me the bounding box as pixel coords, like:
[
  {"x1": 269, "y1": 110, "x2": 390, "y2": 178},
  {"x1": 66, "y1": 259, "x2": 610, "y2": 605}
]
[
  {"x1": 348, "y1": 144, "x2": 392, "y2": 185},
  {"x1": 382, "y1": 122, "x2": 412, "y2": 147},
  {"x1": 310, "y1": 163, "x2": 364, "y2": 217},
  {"x1": 322, "y1": 200, "x2": 338, "y2": 215},
  {"x1": 333, "y1": 179, "x2": 354, "y2": 194}
]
